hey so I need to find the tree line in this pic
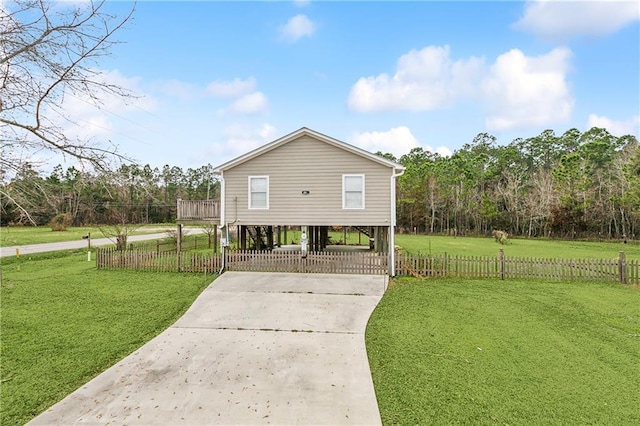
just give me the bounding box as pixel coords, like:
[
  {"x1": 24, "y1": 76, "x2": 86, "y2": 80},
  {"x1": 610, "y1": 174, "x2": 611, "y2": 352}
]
[
  {"x1": 2, "y1": 127, "x2": 638, "y2": 241},
  {"x1": 1, "y1": 164, "x2": 219, "y2": 227},
  {"x1": 390, "y1": 127, "x2": 639, "y2": 240}
]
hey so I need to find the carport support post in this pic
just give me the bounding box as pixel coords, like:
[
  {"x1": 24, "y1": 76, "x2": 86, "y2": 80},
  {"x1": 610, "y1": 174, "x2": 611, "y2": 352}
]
[
  {"x1": 321, "y1": 226, "x2": 329, "y2": 250},
  {"x1": 267, "y1": 226, "x2": 274, "y2": 250},
  {"x1": 373, "y1": 227, "x2": 380, "y2": 252},
  {"x1": 240, "y1": 225, "x2": 247, "y2": 250},
  {"x1": 377, "y1": 227, "x2": 387, "y2": 253},
  {"x1": 313, "y1": 226, "x2": 319, "y2": 251}
]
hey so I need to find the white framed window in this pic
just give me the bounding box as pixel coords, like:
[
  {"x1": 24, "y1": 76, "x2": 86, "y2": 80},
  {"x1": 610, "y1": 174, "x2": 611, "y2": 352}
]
[
  {"x1": 248, "y1": 176, "x2": 269, "y2": 209},
  {"x1": 343, "y1": 174, "x2": 365, "y2": 209}
]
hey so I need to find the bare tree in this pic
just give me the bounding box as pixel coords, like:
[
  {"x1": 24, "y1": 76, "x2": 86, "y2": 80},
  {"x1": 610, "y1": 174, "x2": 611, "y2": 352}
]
[
  {"x1": 99, "y1": 222, "x2": 139, "y2": 251},
  {"x1": 201, "y1": 222, "x2": 218, "y2": 249},
  {"x1": 1, "y1": 0, "x2": 136, "y2": 222},
  {"x1": 525, "y1": 170, "x2": 555, "y2": 237}
]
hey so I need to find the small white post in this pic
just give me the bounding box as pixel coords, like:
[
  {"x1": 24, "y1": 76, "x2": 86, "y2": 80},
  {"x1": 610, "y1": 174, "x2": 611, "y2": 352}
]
[{"x1": 301, "y1": 226, "x2": 308, "y2": 259}]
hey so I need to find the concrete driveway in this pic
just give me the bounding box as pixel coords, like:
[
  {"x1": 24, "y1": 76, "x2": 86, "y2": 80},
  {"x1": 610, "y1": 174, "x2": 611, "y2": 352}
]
[{"x1": 28, "y1": 272, "x2": 386, "y2": 425}]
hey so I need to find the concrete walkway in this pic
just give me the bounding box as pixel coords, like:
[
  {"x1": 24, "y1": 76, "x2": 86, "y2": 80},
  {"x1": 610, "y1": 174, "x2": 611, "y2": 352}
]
[{"x1": 28, "y1": 272, "x2": 386, "y2": 425}]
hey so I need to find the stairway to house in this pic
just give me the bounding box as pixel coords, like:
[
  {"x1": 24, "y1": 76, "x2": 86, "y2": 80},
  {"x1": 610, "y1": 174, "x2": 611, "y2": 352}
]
[{"x1": 354, "y1": 226, "x2": 373, "y2": 238}]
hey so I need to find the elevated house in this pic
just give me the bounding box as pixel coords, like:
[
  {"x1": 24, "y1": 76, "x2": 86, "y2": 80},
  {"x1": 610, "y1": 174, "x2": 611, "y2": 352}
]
[{"x1": 177, "y1": 127, "x2": 405, "y2": 275}]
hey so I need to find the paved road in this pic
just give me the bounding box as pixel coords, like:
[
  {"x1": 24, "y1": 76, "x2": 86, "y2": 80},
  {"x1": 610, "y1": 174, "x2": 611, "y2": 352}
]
[
  {"x1": 1, "y1": 229, "x2": 206, "y2": 258},
  {"x1": 28, "y1": 272, "x2": 386, "y2": 425}
]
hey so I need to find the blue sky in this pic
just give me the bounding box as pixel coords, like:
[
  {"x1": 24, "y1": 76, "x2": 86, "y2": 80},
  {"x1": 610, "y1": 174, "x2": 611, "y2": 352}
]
[{"x1": 56, "y1": 0, "x2": 640, "y2": 169}]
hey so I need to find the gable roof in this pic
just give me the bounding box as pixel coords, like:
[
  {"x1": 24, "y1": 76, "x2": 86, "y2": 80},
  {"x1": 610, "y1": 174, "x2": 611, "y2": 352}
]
[{"x1": 213, "y1": 127, "x2": 405, "y2": 173}]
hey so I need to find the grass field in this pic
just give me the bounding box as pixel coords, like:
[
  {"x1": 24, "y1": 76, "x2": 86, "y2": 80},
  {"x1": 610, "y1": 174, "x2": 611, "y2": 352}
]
[
  {"x1": 395, "y1": 234, "x2": 640, "y2": 259},
  {"x1": 237, "y1": 229, "x2": 639, "y2": 260},
  {"x1": 4, "y1": 225, "x2": 638, "y2": 261},
  {"x1": 0, "y1": 251, "x2": 213, "y2": 425},
  {"x1": 2, "y1": 230, "x2": 639, "y2": 424},
  {"x1": 0, "y1": 224, "x2": 178, "y2": 246},
  {"x1": 366, "y1": 277, "x2": 640, "y2": 425}
]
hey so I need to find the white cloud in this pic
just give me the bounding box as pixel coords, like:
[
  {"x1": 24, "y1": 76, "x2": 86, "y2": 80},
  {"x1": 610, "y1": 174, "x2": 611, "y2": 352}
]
[
  {"x1": 586, "y1": 114, "x2": 640, "y2": 136},
  {"x1": 348, "y1": 44, "x2": 575, "y2": 132},
  {"x1": 482, "y1": 47, "x2": 574, "y2": 131},
  {"x1": 56, "y1": 69, "x2": 156, "y2": 142},
  {"x1": 279, "y1": 14, "x2": 316, "y2": 43},
  {"x1": 347, "y1": 45, "x2": 484, "y2": 112},
  {"x1": 205, "y1": 77, "x2": 269, "y2": 115},
  {"x1": 350, "y1": 126, "x2": 452, "y2": 158},
  {"x1": 154, "y1": 77, "x2": 261, "y2": 104},
  {"x1": 427, "y1": 145, "x2": 452, "y2": 157},
  {"x1": 206, "y1": 77, "x2": 256, "y2": 98},
  {"x1": 293, "y1": 0, "x2": 311, "y2": 7},
  {"x1": 258, "y1": 123, "x2": 277, "y2": 140},
  {"x1": 227, "y1": 91, "x2": 268, "y2": 114},
  {"x1": 513, "y1": 0, "x2": 640, "y2": 40},
  {"x1": 70, "y1": 69, "x2": 155, "y2": 113},
  {"x1": 210, "y1": 123, "x2": 277, "y2": 160}
]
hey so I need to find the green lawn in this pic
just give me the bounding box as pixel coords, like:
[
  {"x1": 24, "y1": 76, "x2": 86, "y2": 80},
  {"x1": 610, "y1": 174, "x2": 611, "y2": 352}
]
[
  {"x1": 3, "y1": 237, "x2": 639, "y2": 425},
  {"x1": 0, "y1": 251, "x2": 212, "y2": 425},
  {"x1": 241, "y1": 229, "x2": 640, "y2": 260},
  {"x1": 6, "y1": 226, "x2": 637, "y2": 262},
  {"x1": 366, "y1": 278, "x2": 640, "y2": 425},
  {"x1": 0, "y1": 224, "x2": 177, "y2": 246},
  {"x1": 395, "y1": 234, "x2": 640, "y2": 259}
]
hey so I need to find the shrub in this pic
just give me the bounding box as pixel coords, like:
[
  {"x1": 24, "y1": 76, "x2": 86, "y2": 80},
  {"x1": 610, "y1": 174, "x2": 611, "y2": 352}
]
[
  {"x1": 492, "y1": 229, "x2": 508, "y2": 244},
  {"x1": 49, "y1": 213, "x2": 71, "y2": 231}
]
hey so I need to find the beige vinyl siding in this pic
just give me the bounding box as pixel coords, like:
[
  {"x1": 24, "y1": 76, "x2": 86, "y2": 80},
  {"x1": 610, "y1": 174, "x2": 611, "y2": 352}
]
[{"x1": 222, "y1": 135, "x2": 393, "y2": 226}]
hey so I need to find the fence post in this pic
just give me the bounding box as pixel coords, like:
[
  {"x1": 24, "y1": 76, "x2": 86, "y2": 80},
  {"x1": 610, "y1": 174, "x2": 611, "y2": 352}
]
[
  {"x1": 444, "y1": 252, "x2": 448, "y2": 277},
  {"x1": 176, "y1": 223, "x2": 182, "y2": 272},
  {"x1": 499, "y1": 249, "x2": 505, "y2": 280},
  {"x1": 619, "y1": 251, "x2": 627, "y2": 284}
]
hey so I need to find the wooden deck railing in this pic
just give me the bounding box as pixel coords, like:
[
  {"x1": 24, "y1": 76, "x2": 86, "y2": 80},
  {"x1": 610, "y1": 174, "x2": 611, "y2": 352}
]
[{"x1": 176, "y1": 199, "x2": 220, "y2": 221}]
